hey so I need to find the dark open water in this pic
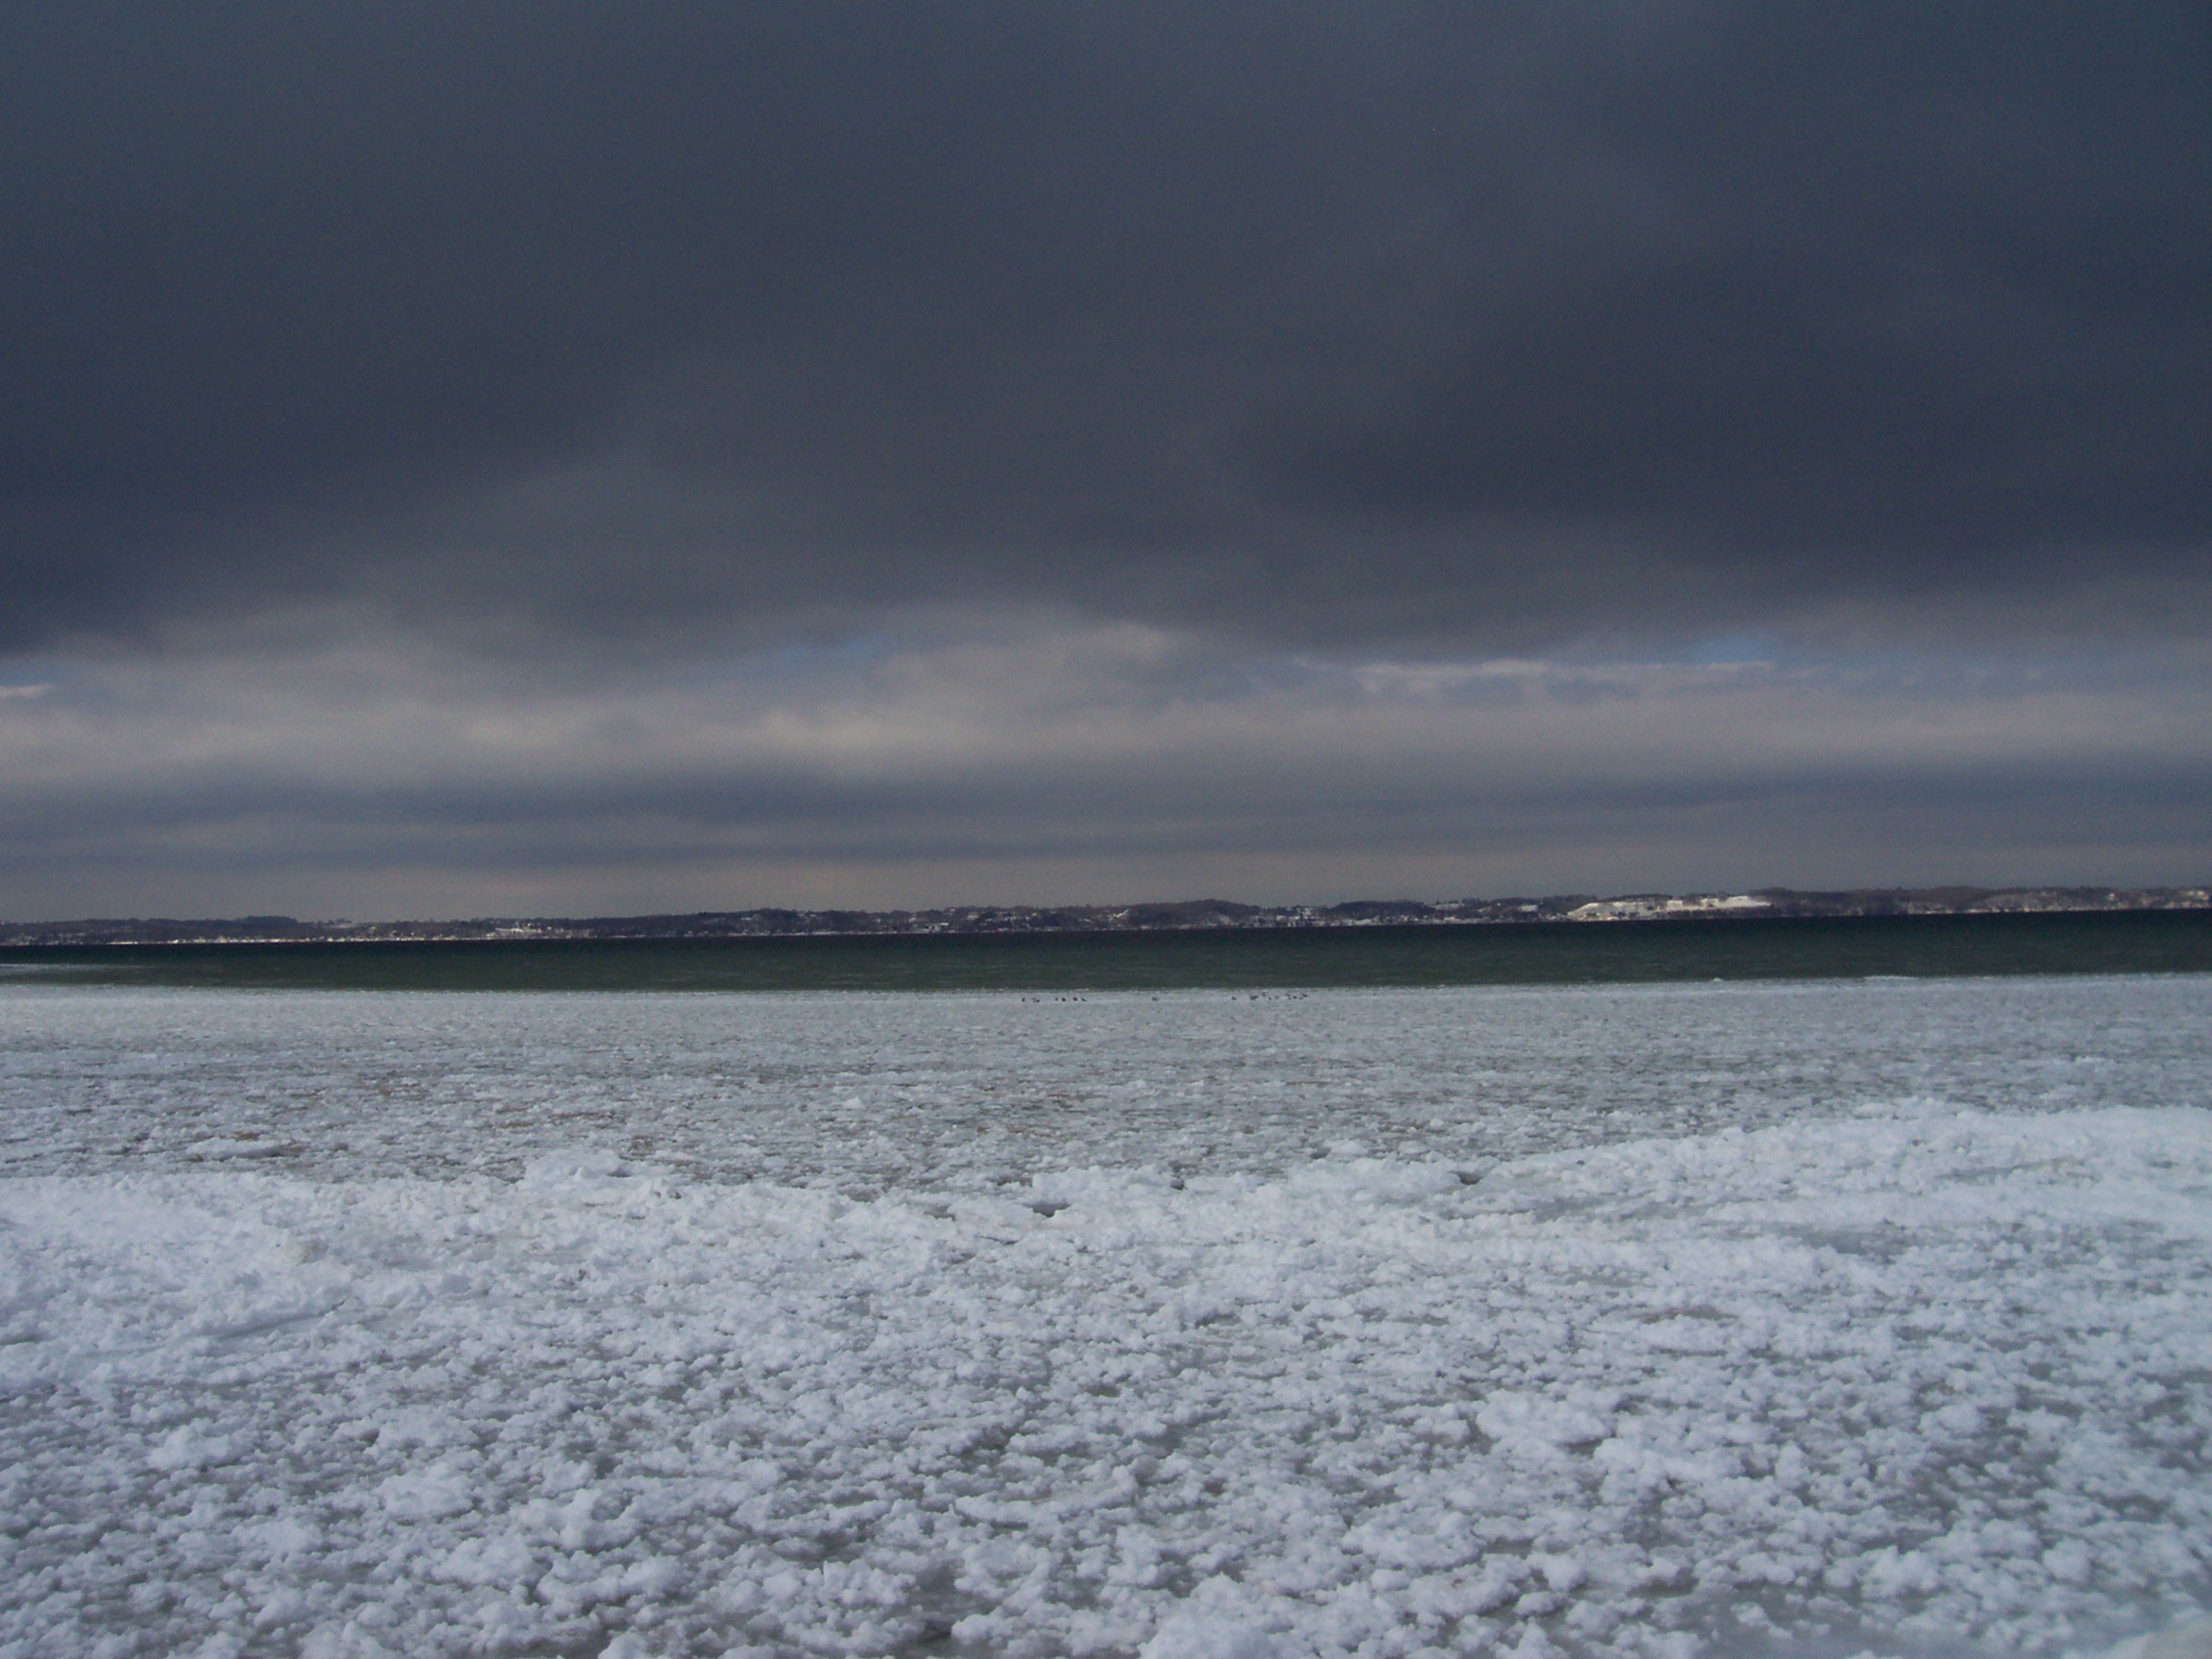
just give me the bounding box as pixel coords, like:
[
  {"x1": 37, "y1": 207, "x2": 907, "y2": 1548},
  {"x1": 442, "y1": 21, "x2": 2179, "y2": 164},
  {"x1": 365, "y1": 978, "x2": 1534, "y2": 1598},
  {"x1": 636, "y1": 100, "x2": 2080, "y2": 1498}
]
[{"x1": 4, "y1": 909, "x2": 2208, "y2": 990}]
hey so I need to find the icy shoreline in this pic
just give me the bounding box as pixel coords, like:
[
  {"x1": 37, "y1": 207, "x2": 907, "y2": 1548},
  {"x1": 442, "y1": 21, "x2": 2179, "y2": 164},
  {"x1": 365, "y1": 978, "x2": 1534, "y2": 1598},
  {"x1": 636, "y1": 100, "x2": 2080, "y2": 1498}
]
[{"x1": 5, "y1": 1103, "x2": 2207, "y2": 1658}]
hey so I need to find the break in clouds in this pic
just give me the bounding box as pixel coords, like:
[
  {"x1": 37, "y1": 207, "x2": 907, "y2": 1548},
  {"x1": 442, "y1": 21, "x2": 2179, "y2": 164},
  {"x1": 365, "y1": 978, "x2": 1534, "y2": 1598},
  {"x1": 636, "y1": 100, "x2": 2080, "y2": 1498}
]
[{"x1": 2, "y1": 2, "x2": 2207, "y2": 915}]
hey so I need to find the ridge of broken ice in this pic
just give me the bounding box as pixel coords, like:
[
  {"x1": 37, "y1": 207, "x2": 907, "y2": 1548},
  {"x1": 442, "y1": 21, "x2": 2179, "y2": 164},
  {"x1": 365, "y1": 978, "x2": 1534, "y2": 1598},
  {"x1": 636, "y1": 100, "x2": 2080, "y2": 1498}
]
[{"x1": 3, "y1": 1085, "x2": 2207, "y2": 1657}]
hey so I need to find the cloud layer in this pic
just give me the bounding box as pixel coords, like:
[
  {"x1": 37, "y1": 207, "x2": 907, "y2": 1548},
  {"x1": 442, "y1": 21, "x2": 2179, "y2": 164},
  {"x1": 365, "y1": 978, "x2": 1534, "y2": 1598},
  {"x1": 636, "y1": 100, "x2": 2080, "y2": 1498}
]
[
  {"x1": 2, "y1": 4, "x2": 2206, "y2": 912},
  {"x1": 4, "y1": 615, "x2": 2205, "y2": 917}
]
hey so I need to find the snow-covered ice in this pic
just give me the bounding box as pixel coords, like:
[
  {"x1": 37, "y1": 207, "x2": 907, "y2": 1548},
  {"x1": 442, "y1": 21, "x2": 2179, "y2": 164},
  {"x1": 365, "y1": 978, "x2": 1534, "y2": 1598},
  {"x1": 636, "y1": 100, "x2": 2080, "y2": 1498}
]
[
  {"x1": 7, "y1": 975, "x2": 2208, "y2": 1188},
  {"x1": 1, "y1": 977, "x2": 2208, "y2": 1658}
]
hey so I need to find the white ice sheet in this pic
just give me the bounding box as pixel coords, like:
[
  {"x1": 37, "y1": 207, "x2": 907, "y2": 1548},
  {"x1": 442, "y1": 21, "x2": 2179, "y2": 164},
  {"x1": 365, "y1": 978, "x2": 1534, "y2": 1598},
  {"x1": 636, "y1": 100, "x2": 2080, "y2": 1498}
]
[{"x1": 1, "y1": 979, "x2": 2207, "y2": 1658}]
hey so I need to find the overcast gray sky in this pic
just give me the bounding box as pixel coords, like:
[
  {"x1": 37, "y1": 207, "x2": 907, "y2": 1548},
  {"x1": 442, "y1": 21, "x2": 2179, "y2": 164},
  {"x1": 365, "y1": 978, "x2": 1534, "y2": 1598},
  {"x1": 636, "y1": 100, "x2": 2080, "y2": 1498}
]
[{"x1": 3, "y1": 2, "x2": 2207, "y2": 918}]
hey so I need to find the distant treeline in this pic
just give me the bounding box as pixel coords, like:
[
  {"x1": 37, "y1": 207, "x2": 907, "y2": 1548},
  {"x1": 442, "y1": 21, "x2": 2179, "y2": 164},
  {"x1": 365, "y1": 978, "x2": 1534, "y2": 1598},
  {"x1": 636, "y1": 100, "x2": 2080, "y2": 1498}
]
[{"x1": 3, "y1": 886, "x2": 2206, "y2": 948}]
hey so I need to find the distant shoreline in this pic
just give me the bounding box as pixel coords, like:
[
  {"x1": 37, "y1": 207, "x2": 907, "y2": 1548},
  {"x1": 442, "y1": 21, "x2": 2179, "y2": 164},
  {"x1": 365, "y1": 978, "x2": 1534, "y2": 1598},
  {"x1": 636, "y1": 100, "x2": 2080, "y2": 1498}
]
[{"x1": 3, "y1": 884, "x2": 2206, "y2": 949}]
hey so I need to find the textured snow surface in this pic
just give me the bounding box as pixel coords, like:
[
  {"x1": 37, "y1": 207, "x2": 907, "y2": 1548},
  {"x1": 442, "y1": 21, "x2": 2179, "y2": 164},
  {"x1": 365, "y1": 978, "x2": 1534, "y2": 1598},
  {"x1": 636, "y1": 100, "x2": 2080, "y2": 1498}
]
[
  {"x1": 1, "y1": 979, "x2": 2209, "y2": 1659},
  {"x1": 6, "y1": 976, "x2": 2209, "y2": 1187}
]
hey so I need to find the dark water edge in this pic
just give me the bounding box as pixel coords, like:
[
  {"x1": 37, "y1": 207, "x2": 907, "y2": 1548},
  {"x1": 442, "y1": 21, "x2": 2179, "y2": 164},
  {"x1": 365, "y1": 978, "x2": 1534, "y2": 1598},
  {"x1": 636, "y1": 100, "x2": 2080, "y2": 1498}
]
[{"x1": 3, "y1": 910, "x2": 2210, "y2": 992}]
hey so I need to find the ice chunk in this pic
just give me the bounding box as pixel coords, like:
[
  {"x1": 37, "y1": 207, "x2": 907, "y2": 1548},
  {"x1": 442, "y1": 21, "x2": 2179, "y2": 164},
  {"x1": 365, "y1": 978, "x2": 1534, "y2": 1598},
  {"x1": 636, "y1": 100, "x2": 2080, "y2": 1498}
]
[
  {"x1": 1142, "y1": 1615, "x2": 1282, "y2": 1659},
  {"x1": 2093, "y1": 1617, "x2": 2212, "y2": 1659},
  {"x1": 148, "y1": 1423, "x2": 238, "y2": 1470},
  {"x1": 517, "y1": 1147, "x2": 632, "y2": 1187},
  {"x1": 1477, "y1": 1392, "x2": 1614, "y2": 1449}
]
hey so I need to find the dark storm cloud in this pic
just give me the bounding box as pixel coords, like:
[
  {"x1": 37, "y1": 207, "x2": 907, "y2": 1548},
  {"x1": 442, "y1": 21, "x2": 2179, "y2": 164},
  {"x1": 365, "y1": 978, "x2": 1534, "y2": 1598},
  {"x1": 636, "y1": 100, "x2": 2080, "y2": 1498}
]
[
  {"x1": 1268, "y1": 7, "x2": 2212, "y2": 563},
  {"x1": 3, "y1": 1, "x2": 2207, "y2": 653}
]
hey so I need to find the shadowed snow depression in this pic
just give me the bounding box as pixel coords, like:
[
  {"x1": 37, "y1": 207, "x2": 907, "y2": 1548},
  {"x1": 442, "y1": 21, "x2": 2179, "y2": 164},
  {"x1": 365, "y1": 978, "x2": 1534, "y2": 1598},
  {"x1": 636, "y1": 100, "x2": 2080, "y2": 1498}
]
[{"x1": 3, "y1": 976, "x2": 2208, "y2": 1659}]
